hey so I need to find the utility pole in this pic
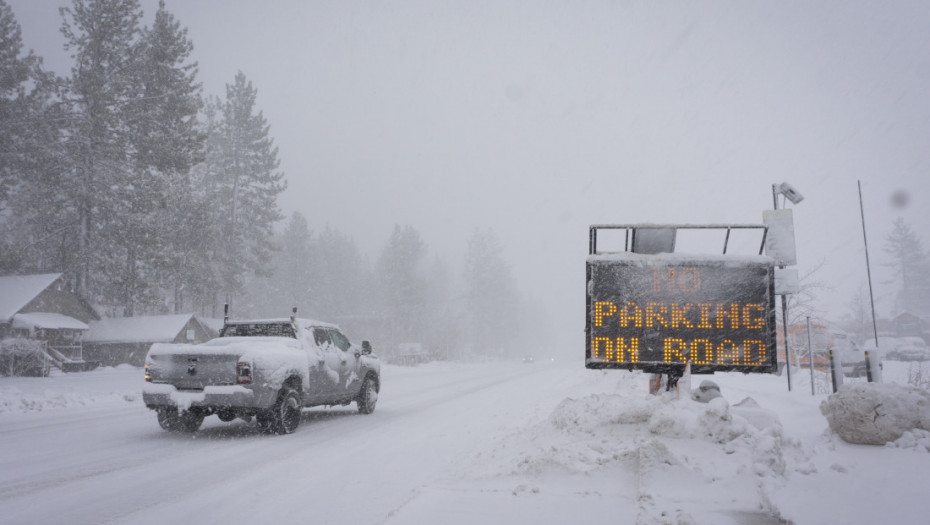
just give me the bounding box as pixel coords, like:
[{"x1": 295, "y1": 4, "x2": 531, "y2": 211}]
[{"x1": 858, "y1": 180, "x2": 880, "y2": 382}]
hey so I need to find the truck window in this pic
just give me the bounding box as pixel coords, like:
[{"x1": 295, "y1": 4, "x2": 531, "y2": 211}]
[
  {"x1": 221, "y1": 323, "x2": 296, "y2": 338},
  {"x1": 328, "y1": 329, "x2": 351, "y2": 352},
  {"x1": 313, "y1": 328, "x2": 332, "y2": 347}
]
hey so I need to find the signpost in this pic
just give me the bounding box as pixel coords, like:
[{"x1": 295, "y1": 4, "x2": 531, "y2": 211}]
[{"x1": 586, "y1": 225, "x2": 778, "y2": 378}]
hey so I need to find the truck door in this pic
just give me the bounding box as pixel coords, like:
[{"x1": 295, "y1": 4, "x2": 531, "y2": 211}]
[
  {"x1": 308, "y1": 327, "x2": 342, "y2": 402},
  {"x1": 327, "y1": 328, "x2": 361, "y2": 399}
]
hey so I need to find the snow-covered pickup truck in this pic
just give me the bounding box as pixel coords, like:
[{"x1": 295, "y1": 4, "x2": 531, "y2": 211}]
[{"x1": 142, "y1": 316, "x2": 380, "y2": 434}]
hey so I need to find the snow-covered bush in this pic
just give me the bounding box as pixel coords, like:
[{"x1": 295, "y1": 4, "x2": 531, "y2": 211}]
[
  {"x1": 820, "y1": 382, "x2": 930, "y2": 445},
  {"x1": 0, "y1": 338, "x2": 50, "y2": 377}
]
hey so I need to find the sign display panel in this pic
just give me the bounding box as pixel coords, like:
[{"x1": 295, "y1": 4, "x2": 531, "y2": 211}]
[{"x1": 586, "y1": 257, "x2": 777, "y2": 373}]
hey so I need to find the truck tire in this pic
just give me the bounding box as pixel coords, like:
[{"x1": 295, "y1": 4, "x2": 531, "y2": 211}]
[
  {"x1": 217, "y1": 409, "x2": 237, "y2": 422},
  {"x1": 156, "y1": 408, "x2": 203, "y2": 432},
  {"x1": 270, "y1": 388, "x2": 301, "y2": 435},
  {"x1": 357, "y1": 376, "x2": 378, "y2": 414}
]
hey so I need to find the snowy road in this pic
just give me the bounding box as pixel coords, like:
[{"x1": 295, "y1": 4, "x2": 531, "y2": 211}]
[
  {"x1": 3, "y1": 361, "x2": 930, "y2": 525},
  {"x1": 1, "y1": 362, "x2": 600, "y2": 525}
]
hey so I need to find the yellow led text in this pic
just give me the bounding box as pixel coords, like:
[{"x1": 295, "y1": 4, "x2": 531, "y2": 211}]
[{"x1": 593, "y1": 301, "x2": 766, "y2": 330}]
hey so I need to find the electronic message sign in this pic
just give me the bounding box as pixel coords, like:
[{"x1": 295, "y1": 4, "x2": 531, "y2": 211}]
[{"x1": 586, "y1": 254, "x2": 777, "y2": 374}]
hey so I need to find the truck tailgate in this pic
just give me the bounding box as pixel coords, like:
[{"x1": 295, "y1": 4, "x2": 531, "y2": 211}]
[{"x1": 146, "y1": 343, "x2": 239, "y2": 390}]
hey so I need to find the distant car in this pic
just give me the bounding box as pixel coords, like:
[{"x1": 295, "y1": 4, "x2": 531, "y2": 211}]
[
  {"x1": 860, "y1": 338, "x2": 897, "y2": 362},
  {"x1": 522, "y1": 356, "x2": 535, "y2": 364},
  {"x1": 887, "y1": 337, "x2": 930, "y2": 362}
]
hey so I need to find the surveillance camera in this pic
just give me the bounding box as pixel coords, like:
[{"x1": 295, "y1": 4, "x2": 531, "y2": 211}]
[{"x1": 777, "y1": 182, "x2": 804, "y2": 204}]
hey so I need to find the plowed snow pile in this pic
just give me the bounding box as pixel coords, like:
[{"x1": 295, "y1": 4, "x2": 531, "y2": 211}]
[{"x1": 464, "y1": 372, "x2": 809, "y2": 524}]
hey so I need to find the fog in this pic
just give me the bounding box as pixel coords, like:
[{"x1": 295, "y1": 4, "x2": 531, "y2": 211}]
[{"x1": 9, "y1": 0, "x2": 929, "y2": 350}]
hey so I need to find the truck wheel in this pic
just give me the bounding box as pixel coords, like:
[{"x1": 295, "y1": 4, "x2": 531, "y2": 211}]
[
  {"x1": 357, "y1": 376, "x2": 378, "y2": 414},
  {"x1": 270, "y1": 388, "x2": 301, "y2": 435},
  {"x1": 156, "y1": 408, "x2": 177, "y2": 431},
  {"x1": 156, "y1": 408, "x2": 203, "y2": 432}
]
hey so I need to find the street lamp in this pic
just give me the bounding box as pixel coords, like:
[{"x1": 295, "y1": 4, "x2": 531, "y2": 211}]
[{"x1": 774, "y1": 182, "x2": 805, "y2": 206}]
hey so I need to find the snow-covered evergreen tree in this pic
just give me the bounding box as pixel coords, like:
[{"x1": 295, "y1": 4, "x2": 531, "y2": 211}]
[
  {"x1": 241, "y1": 211, "x2": 314, "y2": 317},
  {"x1": 0, "y1": 0, "x2": 64, "y2": 274},
  {"x1": 884, "y1": 218, "x2": 930, "y2": 318},
  {"x1": 211, "y1": 71, "x2": 286, "y2": 310},
  {"x1": 59, "y1": 0, "x2": 143, "y2": 306},
  {"x1": 377, "y1": 224, "x2": 428, "y2": 344},
  {"x1": 309, "y1": 224, "x2": 368, "y2": 319},
  {"x1": 0, "y1": 0, "x2": 28, "y2": 214},
  {"x1": 128, "y1": 0, "x2": 205, "y2": 315},
  {"x1": 462, "y1": 227, "x2": 520, "y2": 357}
]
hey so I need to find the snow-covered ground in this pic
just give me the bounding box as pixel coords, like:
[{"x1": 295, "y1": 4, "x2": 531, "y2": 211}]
[{"x1": 1, "y1": 360, "x2": 929, "y2": 524}]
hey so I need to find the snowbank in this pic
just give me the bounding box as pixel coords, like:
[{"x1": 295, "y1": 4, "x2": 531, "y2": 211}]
[
  {"x1": 820, "y1": 382, "x2": 930, "y2": 445},
  {"x1": 469, "y1": 373, "x2": 812, "y2": 523},
  {"x1": 0, "y1": 365, "x2": 142, "y2": 414}
]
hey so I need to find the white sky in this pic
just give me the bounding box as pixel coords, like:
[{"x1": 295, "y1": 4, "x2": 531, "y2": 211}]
[{"x1": 8, "y1": 0, "x2": 930, "y2": 348}]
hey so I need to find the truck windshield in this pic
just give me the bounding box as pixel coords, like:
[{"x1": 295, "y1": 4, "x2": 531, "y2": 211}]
[{"x1": 220, "y1": 323, "x2": 296, "y2": 338}]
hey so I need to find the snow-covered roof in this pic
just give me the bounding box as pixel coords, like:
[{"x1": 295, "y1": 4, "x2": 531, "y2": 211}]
[
  {"x1": 12, "y1": 312, "x2": 89, "y2": 331},
  {"x1": 200, "y1": 317, "x2": 225, "y2": 333},
  {"x1": 84, "y1": 314, "x2": 202, "y2": 344},
  {"x1": 0, "y1": 274, "x2": 62, "y2": 322}
]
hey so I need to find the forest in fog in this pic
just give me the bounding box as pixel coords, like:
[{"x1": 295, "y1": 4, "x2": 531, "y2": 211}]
[{"x1": 0, "y1": 0, "x2": 539, "y2": 357}]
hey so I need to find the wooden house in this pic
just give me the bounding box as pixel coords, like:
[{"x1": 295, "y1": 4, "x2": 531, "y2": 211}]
[
  {"x1": 0, "y1": 273, "x2": 99, "y2": 372},
  {"x1": 83, "y1": 314, "x2": 217, "y2": 367}
]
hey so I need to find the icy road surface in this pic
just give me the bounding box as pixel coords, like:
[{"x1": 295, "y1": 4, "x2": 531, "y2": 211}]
[{"x1": 2, "y1": 361, "x2": 930, "y2": 524}]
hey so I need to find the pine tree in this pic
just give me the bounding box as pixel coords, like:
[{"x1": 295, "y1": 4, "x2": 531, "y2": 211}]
[
  {"x1": 181, "y1": 96, "x2": 225, "y2": 316},
  {"x1": 884, "y1": 218, "x2": 930, "y2": 317},
  {"x1": 309, "y1": 224, "x2": 367, "y2": 319},
  {"x1": 125, "y1": 0, "x2": 204, "y2": 315},
  {"x1": 241, "y1": 212, "x2": 314, "y2": 317},
  {"x1": 377, "y1": 224, "x2": 428, "y2": 342},
  {"x1": 0, "y1": 0, "x2": 29, "y2": 213},
  {"x1": 462, "y1": 228, "x2": 520, "y2": 356},
  {"x1": 59, "y1": 0, "x2": 143, "y2": 305},
  {"x1": 421, "y1": 254, "x2": 460, "y2": 359},
  {"x1": 212, "y1": 71, "x2": 286, "y2": 309},
  {"x1": 0, "y1": 2, "x2": 67, "y2": 273}
]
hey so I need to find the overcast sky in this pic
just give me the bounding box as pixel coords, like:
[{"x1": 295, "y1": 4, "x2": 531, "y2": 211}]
[{"x1": 8, "y1": 1, "x2": 929, "y2": 347}]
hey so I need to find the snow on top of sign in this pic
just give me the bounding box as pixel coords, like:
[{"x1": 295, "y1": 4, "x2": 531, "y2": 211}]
[
  {"x1": 588, "y1": 251, "x2": 774, "y2": 267},
  {"x1": 0, "y1": 273, "x2": 62, "y2": 321},
  {"x1": 84, "y1": 314, "x2": 198, "y2": 343}
]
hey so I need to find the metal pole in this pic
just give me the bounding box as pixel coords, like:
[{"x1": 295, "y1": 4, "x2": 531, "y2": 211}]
[
  {"x1": 858, "y1": 180, "x2": 881, "y2": 380},
  {"x1": 782, "y1": 295, "x2": 792, "y2": 391},
  {"x1": 865, "y1": 350, "x2": 874, "y2": 383},
  {"x1": 807, "y1": 316, "x2": 815, "y2": 395},
  {"x1": 774, "y1": 184, "x2": 793, "y2": 391}
]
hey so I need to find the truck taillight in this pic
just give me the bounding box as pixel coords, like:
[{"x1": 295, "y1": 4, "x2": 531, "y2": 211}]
[
  {"x1": 144, "y1": 363, "x2": 151, "y2": 382},
  {"x1": 237, "y1": 361, "x2": 252, "y2": 384}
]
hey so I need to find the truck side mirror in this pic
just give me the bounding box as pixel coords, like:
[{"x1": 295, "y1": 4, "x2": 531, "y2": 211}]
[{"x1": 361, "y1": 341, "x2": 372, "y2": 355}]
